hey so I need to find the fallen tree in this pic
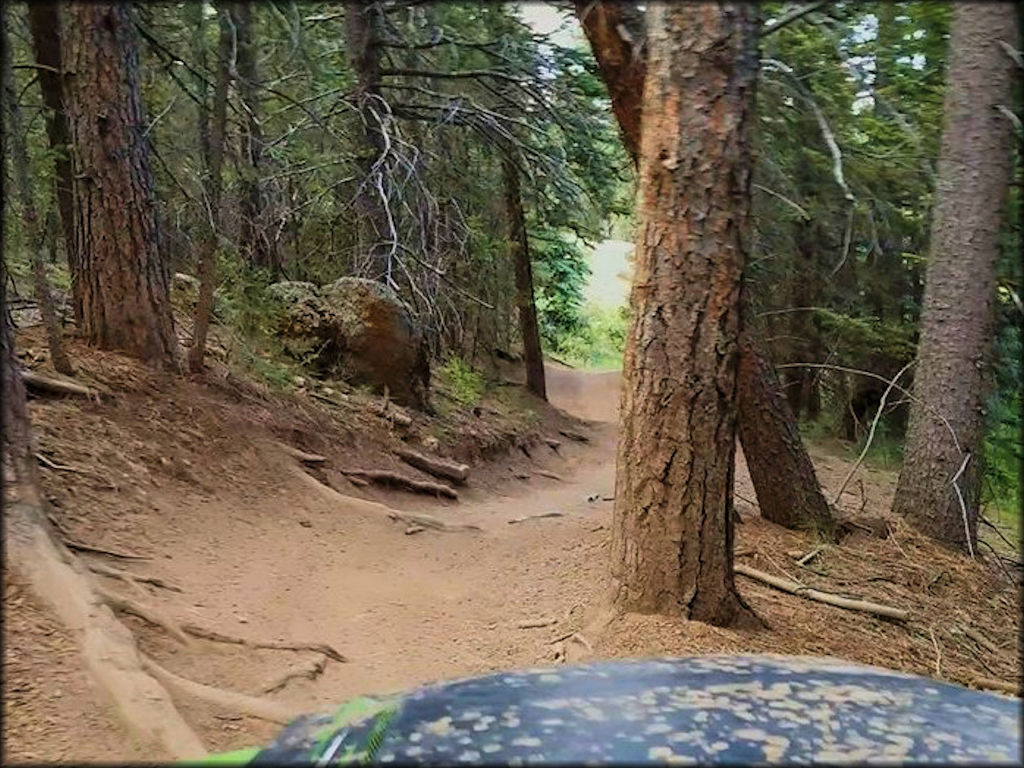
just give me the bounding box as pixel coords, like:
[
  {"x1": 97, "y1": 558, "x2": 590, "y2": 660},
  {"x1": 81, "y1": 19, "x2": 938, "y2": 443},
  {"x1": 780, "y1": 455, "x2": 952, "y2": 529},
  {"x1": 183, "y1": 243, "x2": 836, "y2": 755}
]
[{"x1": 394, "y1": 447, "x2": 469, "y2": 485}]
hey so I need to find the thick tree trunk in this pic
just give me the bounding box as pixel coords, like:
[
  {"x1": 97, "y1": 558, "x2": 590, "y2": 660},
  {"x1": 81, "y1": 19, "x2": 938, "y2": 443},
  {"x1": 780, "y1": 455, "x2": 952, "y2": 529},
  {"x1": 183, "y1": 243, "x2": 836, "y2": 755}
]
[
  {"x1": 502, "y1": 155, "x2": 546, "y2": 401},
  {"x1": 27, "y1": 2, "x2": 80, "y2": 326},
  {"x1": 187, "y1": 6, "x2": 232, "y2": 373},
  {"x1": 3, "y1": 14, "x2": 74, "y2": 377},
  {"x1": 232, "y1": 2, "x2": 279, "y2": 278},
  {"x1": 611, "y1": 4, "x2": 759, "y2": 626},
  {"x1": 575, "y1": 0, "x2": 833, "y2": 536},
  {"x1": 63, "y1": 3, "x2": 178, "y2": 368},
  {"x1": 345, "y1": 1, "x2": 392, "y2": 285},
  {"x1": 738, "y1": 333, "x2": 835, "y2": 539},
  {"x1": 892, "y1": 3, "x2": 1018, "y2": 553}
]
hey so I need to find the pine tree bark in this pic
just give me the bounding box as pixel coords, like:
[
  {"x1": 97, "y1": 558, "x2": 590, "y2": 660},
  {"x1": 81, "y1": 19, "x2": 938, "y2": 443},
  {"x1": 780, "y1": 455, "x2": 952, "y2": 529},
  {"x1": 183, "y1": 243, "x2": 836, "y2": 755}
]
[
  {"x1": 187, "y1": 5, "x2": 232, "y2": 373},
  {"x1": 232, "y1": 2, "x2": 279, "y2": 278},
  {"x1": 502, "y1": 155, "x2": 546, "y2": 400},
  {"x1": 27, "y1": 2, "x2": 80, "y2": 326},
  {"x1": 892, "y1": 3, "x2": 1018, "y2": 553},
  {"x1": 63, "y1": 3, "x2": 178, "y2": 367},
  {"x1": 3, "y1": 13, "x2": 74, "y2": 376},
  {"x1": 611, "y1": 4, "x2": 759, "y2": 625},
  {"x1": 576, "y1": 0, "x2": 833, "y2": 536}
]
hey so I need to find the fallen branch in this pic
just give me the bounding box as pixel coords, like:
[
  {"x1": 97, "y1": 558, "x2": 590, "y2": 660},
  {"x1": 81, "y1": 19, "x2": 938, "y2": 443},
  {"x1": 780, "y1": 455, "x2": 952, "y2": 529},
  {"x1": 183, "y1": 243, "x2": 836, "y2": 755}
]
[
  {"x1": 797, "y1": 546, "x2": 826, "y2": 567},
  {"x1": 35, "y1": 452, "x2": 86, "y2": 473},
  {"x1": 276, "y1": 442, "x2": 326, "y2": 464},
  {"x1": 544, "y1": 438, "x2": 562, "y2": 452},
  {"x1": 141, "y1": 654, "x2": 302, "y2": 724},
  {"x1": 558, "y1": 429, "x2": 589, "y2": 443},
  {"x1": 96, "y1": 586, "x2": 193, "y2": 646},
  {"x1": 517, "y1": 617, "x2": 558, "y2": 629},
  {"x1": 180, "y1": 624, "x2": 346, "y2": 662},
  {"x1": 394, "y1": 447, "x2": 469, "y2": 485},
  {"x1": 262, "y1": 656, "x2": 328, "y2": 694},
  {"x1": 508, "y1": 511, "x2": 564, "y2": 524},
  {"x1": 386, "y1": 510, "x2": 480, "y2": 533},
  {"x1": 534, "y1": 470, "x2": 563, "y2": 481},
  {"x1": 962, "y1": 626, "x2": 1000, "y2": 656},
  {"x1": 735, "y1": 563, "x2": 909, "y2": 621},
  {"x1": 341, "y1": 468, "x2": 458, "y2": 499},
  {"x1": 87, "y1": 562, "x2": 183, "y2": 593},
  {"x1": 22, "y1": 369, "x2": 94, "y2": 398},
  {"x1": 970, "y1": 676, "x2": 1019, "y2": 697},
  {"x1": 63, "y1": 540, "x2": 152, "y2": 561}
]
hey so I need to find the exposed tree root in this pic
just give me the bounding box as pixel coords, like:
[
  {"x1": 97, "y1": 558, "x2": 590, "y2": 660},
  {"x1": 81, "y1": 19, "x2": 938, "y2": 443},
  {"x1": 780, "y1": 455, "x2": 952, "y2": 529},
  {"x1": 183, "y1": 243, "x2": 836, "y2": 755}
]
[
  {"x1": 534, "y1": 469, "x2": 563, "y2": 481},
  {"x1": 275, "y1": 442, "x2": 326, "y2": 464},
  {"x1": 5, "y1": 499, "x2": 207, "y2": 759},
  {"x1": 517, "y1": 617, "x2": 558, "y2": 629},
  {"x1": 394, "y1": 447, "x2": 469, "y2": 485},
  {"x1": 341, "y1": 468, "x2": 459, "y2": 499},
  {"x1": 969, "y1": 676, "x2": 1019, "y2": 696},
  {"x1": 87, "y1": 562, "x2": 183, "y2": 593},
  {"x1": 96, "y1": 586, "x2": 193, "y2": 646},
  {"x1": 387, "y1": 510, "x2": 481, "y2": 533},
  {"x1": 140, "y1": 654, "x2": 302, "y2": 725},
  {"x1": 22, "y1": 369, "x2": 95, "y2": 398},
  {"x1": 261, "y1": 656, "x2": 328, "y2": 694},
  {"x1": 179, "y1": 623, "x2": 347, "y2": 662},
  {"x1": 735, "y1": 564, "x2": 910, "y2": 621},
  {"x1": 508, "y1": 511, "x2": 564, "y2": 524},
  {"x1": 558, "y1": 429, "x2": 589, "y2": 443},
  {"x1": 63, "y1": 539, "x2": 152, "y2": 560}
]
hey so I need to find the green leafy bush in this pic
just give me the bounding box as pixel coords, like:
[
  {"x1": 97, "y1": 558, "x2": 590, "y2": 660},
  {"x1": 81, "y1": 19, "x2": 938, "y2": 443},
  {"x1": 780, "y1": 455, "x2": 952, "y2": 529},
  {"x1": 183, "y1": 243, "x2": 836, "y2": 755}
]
[{"x1": 438, "y1": 355, "x2": 485, "y2": 405}]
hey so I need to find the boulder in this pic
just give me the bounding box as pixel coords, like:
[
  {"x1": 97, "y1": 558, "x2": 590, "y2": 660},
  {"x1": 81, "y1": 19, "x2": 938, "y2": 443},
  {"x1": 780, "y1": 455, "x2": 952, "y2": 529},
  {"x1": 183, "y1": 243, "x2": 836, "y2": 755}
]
[{"x1": 269, "y1": 278, "x2": 430, "y2": 408}]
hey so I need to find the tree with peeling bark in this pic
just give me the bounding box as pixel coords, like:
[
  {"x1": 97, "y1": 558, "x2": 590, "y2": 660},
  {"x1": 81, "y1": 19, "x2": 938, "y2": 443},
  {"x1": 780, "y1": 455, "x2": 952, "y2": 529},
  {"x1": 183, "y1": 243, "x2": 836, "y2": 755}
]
[
  {"x1": 576, "y1": 0, "x2": 835, "y2": 538},
  {"x1": 611, "y1": 3, "x2": 760, "y2": 625},
  {"x1": 63, "y1": 3, "x2": 179, "y2": 368},
  {"x1": 892, "y1": 3, "x2": 1019, "y2": 553}
]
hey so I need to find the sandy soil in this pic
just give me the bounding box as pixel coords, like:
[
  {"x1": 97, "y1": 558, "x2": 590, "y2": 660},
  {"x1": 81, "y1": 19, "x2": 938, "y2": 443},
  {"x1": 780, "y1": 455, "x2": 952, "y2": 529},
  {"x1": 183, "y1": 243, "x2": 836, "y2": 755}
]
[{"x1": 3, "y1": 355, "x2": 1019, "y2": 762}]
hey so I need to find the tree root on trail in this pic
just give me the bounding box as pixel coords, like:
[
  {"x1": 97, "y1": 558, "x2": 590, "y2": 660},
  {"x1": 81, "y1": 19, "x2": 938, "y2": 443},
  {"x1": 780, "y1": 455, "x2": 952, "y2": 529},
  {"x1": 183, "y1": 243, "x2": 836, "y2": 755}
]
[
  {"x1": 140, "y1": 654, "x2": 303, "y2": 724},
  {"x1": 508, "y1": 512, "x2": 564, "y2": 524},
  {"x1": 275, "y1": 442, "x2": 327, "y2": 464},
  {"x1": 261, "y1": 656, "x2": 329, "y2": 694},
  {"x1": 96, "y1": 586, "x2": 193, "y2": 646},
  {"x1": 394, "y1": 447, "x2": 469, "y2": 485},
  {"x1": 387, "y1": 510, "x2": 481, "y2": 533},
  {"x1": 87, "y1": 562, "x2": 183, "y2": 592},
  {"x1": 534, "y1": 470, "x2": 563, "y2": 481},
  {"x1": 22, "y1": 369, "x2": 95, "y2": 398},
  {"x1": 517, "y1": 617, "x2": 558, "y2": 629},
  {"x1": 735, "y1": 563, "x2": 910, "y2": 621},
  {"x1": 179, "y1": 623, "x2": 347, "y2": 663},
  {"x1": 558, "y1": 429, "x2": 589, "y2": 443},
  {"x1": 341, "y1": 468, "x2": 459, "y2": 499},
  {"x1": 63, "y1": 539, "x2": 152, "y2": 560}
]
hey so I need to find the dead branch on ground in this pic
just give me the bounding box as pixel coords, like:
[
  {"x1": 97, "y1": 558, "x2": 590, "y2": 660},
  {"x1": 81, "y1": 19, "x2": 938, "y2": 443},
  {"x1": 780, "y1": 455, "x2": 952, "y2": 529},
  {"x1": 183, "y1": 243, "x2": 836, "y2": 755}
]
[
  {"x1": 386, "y1": 510, "x2": 480, "y2": 533},
  {"x1": 394, "y1": 447, "x2": 469, "y2": 485},
  {"x1": 341, "y1": 468, "x2": 458, "y2": 499},
  {"x1": 508, "y1": 511, "x2": 564, "y2": 524},
  {"x1": 22, "y1": 370, "x2": 95, "y2": 398}
]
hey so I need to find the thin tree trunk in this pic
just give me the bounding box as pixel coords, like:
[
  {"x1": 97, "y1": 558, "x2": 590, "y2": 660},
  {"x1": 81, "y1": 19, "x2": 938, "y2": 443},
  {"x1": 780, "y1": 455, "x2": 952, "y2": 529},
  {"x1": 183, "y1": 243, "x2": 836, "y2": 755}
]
[
  {"x1": 187, "y1": 6, "x2": 232, "y2": 373},
  {"x1": 738, "y1": 333, "x2": 835, "y2": 538},
  {"x1": 575, "y1": 0, "x2": 833, "y2": 536},
  {"x1": 502, "y1": 155, "x2": 546, "y2": 400},
  {"x1": 2, "y1": 13, "x2": 74, "y2": 376},
  {"x1": 611, "y1": 4, "x2": 760, "y2": 626},
  {"x1": 63, "y1": 3, "x2": 178, "y2": 368},
  {"x1": 345, "y1": 0, "x2": 392, "y2": 285},
  {"x1": 27, "y1": 2, "x2": 80, "y2": 327},
  {"x1": 892, "y1": 3, "x2": 1018, "y2": 553},
  {"x1": 233, "y1": 2, "x2": 279, "y2": 278}
]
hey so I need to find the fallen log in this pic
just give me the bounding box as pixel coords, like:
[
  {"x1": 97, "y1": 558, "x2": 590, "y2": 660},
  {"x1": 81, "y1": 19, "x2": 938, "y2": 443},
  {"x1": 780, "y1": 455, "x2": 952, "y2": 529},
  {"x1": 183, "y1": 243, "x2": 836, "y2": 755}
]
[
  {"x1": 734, "y1": 563, "x2": 910, "y2": 621},
  {"x1": 22, "y1": 370, "x2": 93, "y2": 398},
  {"x1": 395, "y1": 447, "x2": 469, "y2": 485},
  {"x1": 341, "y1": 468, "x2": 458, "y2": 499}
]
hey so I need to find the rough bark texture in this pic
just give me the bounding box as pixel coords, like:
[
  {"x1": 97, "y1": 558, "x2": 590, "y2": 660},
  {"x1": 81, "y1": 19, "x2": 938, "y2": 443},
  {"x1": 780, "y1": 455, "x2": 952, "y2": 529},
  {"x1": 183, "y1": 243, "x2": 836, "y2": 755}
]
[
  {"x1": 187, "y1": 8, "x2": 231, "y2": 373},
  {"x1": 574, "y1": 0, "x2": 646, "y2": 163},
  {"x1": 502, "y1": 155, "x2": 547, "y2": 401},
  {"x1": 611, "y1": 4, "x2": 759, "y2": 625},
  {"x1": 3, "y1": 18, "x2": 74, "y2": 376},
  {"x1": 64, "y1": 3, "x2": 178, "y2": 367},
  {"x1": 345, "y1": 1, "x2": 392, "y2": 284},
  {"x1": 892, "y1": 3, "x2": 1018, "y2": 552},
  {"x1": 27, "y1": 1, "x2": 80, "y2": 325},
  {"x1": 738, "y1": 333, "x2": 835, "y2": 539},
  {"x1": 575, "y1": 0, "x2": 833, "y2": 537},
  {"x1": 233, "y1": 2, "x2": 279, "y2": 277}
]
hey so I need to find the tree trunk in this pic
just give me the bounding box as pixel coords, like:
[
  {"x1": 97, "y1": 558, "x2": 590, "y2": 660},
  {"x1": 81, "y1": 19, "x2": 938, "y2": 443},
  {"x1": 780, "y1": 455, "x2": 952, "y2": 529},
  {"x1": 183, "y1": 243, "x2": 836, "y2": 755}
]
[
  {"x1": 345, "y1": 1, "x2": 392, "y2": 285},
  {"x1": 233, "y1": 2, "x2": 279, "y2": 278},
  {"x1": 2, "y1": 13, "x2": 74, "y2": 376},
  {"x1": 611, "y1": 4, "x2": 759, "y2": 626},
  {"x1": 738, "y1": 333, "x2": 835, "y2": 539},
  {"x1": 575, "y1": 0, "x2": 832, "y2": 537},
  {"x1": 187, "y1": 5, "x2": 232, "y2": 373},
  {"x1": 892, "y1": 3, "x2": 1018, "y2": 553},
  {"x1": 502, "y1": 155, "x2": 546, "y2": 401},
  {"x1": 27, "y1": 2, "x2": 80, "y2": 326},
  {"x1": 63, "y1": 3, "x2": 178, "y2": 368}
]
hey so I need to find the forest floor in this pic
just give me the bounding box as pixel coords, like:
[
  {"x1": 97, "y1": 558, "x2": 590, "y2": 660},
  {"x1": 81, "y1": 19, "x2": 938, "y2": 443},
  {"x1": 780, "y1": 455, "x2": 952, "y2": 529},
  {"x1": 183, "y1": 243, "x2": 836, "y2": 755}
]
[{"x1": 3, "y1": 328, "x2": 1021, "y2": 763}]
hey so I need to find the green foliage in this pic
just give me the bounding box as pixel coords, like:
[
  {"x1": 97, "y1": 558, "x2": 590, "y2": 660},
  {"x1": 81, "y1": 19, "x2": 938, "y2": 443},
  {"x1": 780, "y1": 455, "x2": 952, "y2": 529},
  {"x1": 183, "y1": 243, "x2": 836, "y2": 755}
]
[
  {"x1": 438, "y1": 355, "x2": 485, "y2": 406},
  {"x1": 549, "y1": 303, "x2": 629, "y2": 370}
]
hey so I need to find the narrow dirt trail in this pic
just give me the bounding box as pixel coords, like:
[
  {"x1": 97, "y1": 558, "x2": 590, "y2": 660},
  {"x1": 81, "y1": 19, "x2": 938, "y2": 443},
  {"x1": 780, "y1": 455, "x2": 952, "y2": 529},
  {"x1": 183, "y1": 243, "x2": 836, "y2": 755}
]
[{"x1": 124, "y1": 364, "x2": 626, "y2": 752}]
